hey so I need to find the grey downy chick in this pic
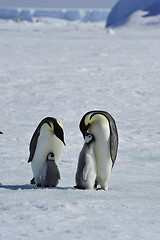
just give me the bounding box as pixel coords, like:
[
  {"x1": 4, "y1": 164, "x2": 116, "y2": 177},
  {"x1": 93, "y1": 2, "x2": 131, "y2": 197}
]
[
  {"x1": 75, "y1": 133, "x2": 96, "y2": 190},
  {"x1": 41, "y1": 152, "x2": 60, "y2": 187}
]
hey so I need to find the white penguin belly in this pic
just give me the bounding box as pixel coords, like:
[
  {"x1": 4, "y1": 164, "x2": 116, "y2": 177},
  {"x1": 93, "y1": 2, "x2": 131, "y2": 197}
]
[
  {"x1": 94, "y1": 140, "x2": 112, "y2": 189},
  {"x1": 31, "y1": 134, "x2": 63, "y2": 185},
  {"x1": 89, "y1": 118, "x2": 112, "y2": 190}
]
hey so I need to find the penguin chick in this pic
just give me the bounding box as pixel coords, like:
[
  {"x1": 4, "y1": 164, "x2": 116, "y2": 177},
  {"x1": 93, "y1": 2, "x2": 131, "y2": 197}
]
[
  {"x1": 41, "y1": 152, "x2": 60, "y2": 187},
  {"x1": 75, "y1": 133, "x2": 96, "y2": 190}
]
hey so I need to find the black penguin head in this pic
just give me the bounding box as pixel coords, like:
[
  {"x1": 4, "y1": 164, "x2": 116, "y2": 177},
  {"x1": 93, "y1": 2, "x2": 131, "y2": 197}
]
[
  {"x1": 79, "y1": 114, "x2": 91, "y2": 138},
  {"x1": 47, "y1": 152, "x2": 55, "y2": 161},
  {"x1": 0, "y1": 131, "x2": 3, "y2": 134},
  {"x1": 53, "y1": 119, "x2": 66, "y2": 146},
  {"x1": 79, "y1": 111, "x2": 100, "y2": 138},
  {"x1": 79, "y1": 111, "x2": 101, "y2": 138},
  {"x1": 85, "y1": 133, "x2": 95, "y2": 144},
  {"x1": 79, "y1": 110, "x2": 110, "y2": 138},
  {"x1": 40, "y1": 117, "x2": 66, "y2": 145}
]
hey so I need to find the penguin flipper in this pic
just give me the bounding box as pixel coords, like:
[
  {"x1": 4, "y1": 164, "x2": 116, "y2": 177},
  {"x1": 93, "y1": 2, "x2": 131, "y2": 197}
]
[
  {"x1": 97, "y1": 111, "x2": 118, "y2": 166},
  {"x1": 28, "y1": 128, "x2": 40, "y2": 163},
  {"x1": 57, "y1": 170, "x2": 61, "y2": 180}
]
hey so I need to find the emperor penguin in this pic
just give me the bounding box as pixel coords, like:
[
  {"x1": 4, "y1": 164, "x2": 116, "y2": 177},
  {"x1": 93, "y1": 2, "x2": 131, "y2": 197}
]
[
  {"x1": 28, "y1": 117, "x2": 65, "y2": 186},
  {"x1": 75, "y1": 133, "x2": 97, "y2": 190},
  {"x1": 41, "y1": 152, "x2": 60, "y2": 187},
  {"x1": 79, "y1": 110, "x2": 118, "y2": 190},
  {"x1": 0, "y1": 131, "x2": 3, "y2": 134}
]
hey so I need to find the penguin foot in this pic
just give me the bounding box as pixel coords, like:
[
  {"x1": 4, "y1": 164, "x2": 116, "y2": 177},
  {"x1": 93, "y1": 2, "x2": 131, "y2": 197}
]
[
  {"x1": 74, "y1": 185, "x2": 86, "y2": 190},
  {"x1": 94, "y1": 180, "x2": 98, "y2": 189},
  {"x1": 96, "y1": 187, "x2": 108, "y2": 191},
  {"x1": 45, "y1": 185, "x2": 56, "y2": 188},
  {"x1": 30, "y1": 177, "x2": 35, "y2": 185},
  {"x1": 30, "y1": 177, "x2": 42, "y2": 187},
  {"x1": 36, "y1": 183, "x2": 42, "y2": 187}
]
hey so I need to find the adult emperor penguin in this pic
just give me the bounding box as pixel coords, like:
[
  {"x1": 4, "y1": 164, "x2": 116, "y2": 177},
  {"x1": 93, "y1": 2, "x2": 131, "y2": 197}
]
[
  {"x1": 79, "y1": 110, "x2": 118, "y2": 190},
  {"x1": 41, "y1": 152, "x2": 60, "y2": 187},
  {"x1": 28, "y1": 117, "x2": 65, "y2": 186},
  {"x1": 75, "y1": 133, "x2": 96, "y2": 190}
]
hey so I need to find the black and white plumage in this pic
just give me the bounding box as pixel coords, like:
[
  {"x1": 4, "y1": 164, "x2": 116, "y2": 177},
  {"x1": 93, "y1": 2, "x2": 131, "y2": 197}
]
[
  {"x1": 41, "y1": 152, "x2": 60, "y2": 187},
  {"x1": 0, "y1": 131, "x2": 3, "y2": 134},
  {"x1": 28, "y1": 117, "x2": 65, "y2": 186},
  {"x1": 79, "y1": 110, "x2": 118, "y2": 190},
  {"x1": 75, "y1": 133, "x2": 96, "y2": 190}
]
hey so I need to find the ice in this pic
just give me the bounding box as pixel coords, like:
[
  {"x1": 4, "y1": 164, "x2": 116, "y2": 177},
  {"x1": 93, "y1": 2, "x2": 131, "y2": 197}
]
[
  {"x1": 0, "y1": 8, "x2": 110, "y2": 22},
  {"x1": 0, "y1": 11, "x2": 160, "y2": 240}
]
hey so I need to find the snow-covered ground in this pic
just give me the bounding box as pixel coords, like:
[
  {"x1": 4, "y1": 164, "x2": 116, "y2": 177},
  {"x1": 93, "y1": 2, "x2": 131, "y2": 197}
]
[{"x1": 0, "y1": 16, "x2": 160, "y2": 240}]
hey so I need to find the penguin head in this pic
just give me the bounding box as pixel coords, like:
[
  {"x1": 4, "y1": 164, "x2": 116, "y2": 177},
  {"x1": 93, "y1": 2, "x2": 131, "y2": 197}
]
[
  {"x1": 79, "y1": 113, "x2": 91, "y2": 138},
  {"x1": 53, "y1": 119, "x2": 66, "y2": 146},
  {"x1": 85, "y1": 133, "x2": 95, "y2": 144},
  {"x1": 47, "y1": 152, "x2": 55, "y2": 161},
  {"x1": 80, "y1": 111, "x2": 104, "y2": 138},
  {"x1": 40, "y1": 117, "x2": 66, "y2": 145},
  {"x1": 0, "y1": 131, "x2": 3, "y2": 134}
]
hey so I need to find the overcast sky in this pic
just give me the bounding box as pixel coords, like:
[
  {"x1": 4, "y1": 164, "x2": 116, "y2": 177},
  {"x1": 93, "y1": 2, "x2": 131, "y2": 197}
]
[{"x1": 0, "y1": 0, "x2": 118, "y2": 9}]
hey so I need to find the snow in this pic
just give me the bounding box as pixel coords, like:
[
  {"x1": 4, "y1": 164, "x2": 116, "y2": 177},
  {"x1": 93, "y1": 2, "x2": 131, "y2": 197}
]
[
  {"x1": 125, "y1": 10, "x2": 160, "y2": 27},
  {"x1": 0, "y1": 12, "x2": 160, "y2": 240},
  {"x1": 106, "y1": 0, "x2": 160, "y2": 27}
]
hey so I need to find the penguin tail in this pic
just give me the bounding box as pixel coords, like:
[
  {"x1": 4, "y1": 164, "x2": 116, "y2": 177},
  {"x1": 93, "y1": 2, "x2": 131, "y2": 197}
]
[{"x1": 28, "y1": 157, "x2": 32, "y2": 163}]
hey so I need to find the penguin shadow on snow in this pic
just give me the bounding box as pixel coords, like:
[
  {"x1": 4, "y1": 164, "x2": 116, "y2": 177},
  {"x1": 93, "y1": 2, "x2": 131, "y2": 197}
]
[
  {"x1": 0, "y1": 184, "x2": 38, "y2": 190},
  {"x1": 0, "y1": 183, "x2": 74, "y2": 191}
]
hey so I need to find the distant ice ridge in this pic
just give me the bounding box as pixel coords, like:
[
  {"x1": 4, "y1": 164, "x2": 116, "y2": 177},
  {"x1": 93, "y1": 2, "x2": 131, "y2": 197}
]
[
  {"x1": 106, "y1": 0, "x2": 160, "y2": 27},
  {"x1": 0, "y1": 8, "x2": 110, "y2": 22}
]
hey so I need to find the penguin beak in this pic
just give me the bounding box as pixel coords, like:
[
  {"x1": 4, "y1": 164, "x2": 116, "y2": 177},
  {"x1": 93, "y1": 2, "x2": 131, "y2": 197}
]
[{"x1": 0, "y1": 131, "x2": 3, "y2": 134}]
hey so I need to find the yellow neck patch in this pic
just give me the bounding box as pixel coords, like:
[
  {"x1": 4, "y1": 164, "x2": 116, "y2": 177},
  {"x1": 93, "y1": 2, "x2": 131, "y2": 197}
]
[{"x1": 57, "y1": 120, "x2": 63, "y2": 129}]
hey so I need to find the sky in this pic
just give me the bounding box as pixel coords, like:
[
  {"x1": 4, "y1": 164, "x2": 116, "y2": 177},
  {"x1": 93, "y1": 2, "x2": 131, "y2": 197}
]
[{"x1": 0, "y1": 0, "x2": 118, "y2": 9}]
